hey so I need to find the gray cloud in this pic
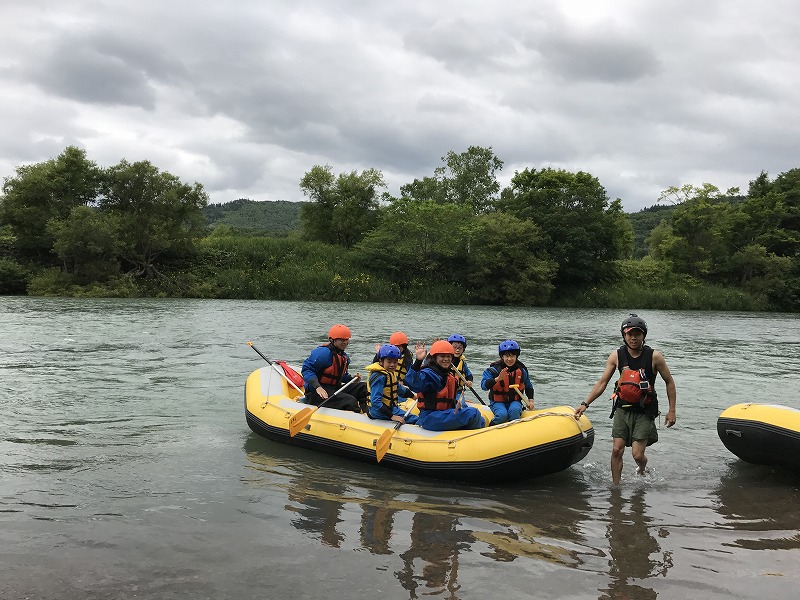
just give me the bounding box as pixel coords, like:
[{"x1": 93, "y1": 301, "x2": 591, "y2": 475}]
[{"x1": 0, "y1": 1, "x2": 798, "y2": 210}]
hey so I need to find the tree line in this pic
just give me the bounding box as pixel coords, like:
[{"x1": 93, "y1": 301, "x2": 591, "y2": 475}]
[{"x1": 0, "y1": 145, "x2": 797, "y2": 310}]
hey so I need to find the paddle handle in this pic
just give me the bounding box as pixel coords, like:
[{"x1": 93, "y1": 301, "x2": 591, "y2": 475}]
[
  {"x1": 451, "y1": 368, "x2": 487, "y2": 405},
  {"x1": 510, "y1": 384, "x2": 532, "y2": 410},
  {"x1": 316, "y1": 373, "x2": 361, "y2": 408}
]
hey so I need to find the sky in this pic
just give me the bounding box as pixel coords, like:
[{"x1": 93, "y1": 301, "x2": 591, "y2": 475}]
[{"x1": 1, "y1": 1, "x2": 798, "y2": 212}]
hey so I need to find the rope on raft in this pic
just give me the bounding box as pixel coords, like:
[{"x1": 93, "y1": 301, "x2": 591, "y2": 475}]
[{"x1": 259, "y1": 396, "x2": 590, "y2": 445}]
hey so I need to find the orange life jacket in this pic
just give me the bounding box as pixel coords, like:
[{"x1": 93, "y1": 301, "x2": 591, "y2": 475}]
[
  {"x1": 416, "y1": 368, "x2": 458, "y2": 411},
  {"x1": 488, "y1": 360, "x2": 526, "y2": 404},
  {"x1": 318, "y1": 344, "x2": 348, "y2": 386},
  {"x1": 613, "y1": 367, "x2": 654, "y2": 407}
]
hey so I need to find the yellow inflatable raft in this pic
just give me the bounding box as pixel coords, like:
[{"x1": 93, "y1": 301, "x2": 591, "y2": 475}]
[
  {"x1": 717, "y1": 403, "x2": 800, "y2": 473},
  {"x1": 245, "y1": 364, "x2": 594, "y2": 483}
]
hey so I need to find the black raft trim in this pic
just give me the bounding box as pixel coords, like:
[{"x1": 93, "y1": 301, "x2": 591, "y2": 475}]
[
  {"x1": 717, "y1": 416, "x2": 800, "y2": 473},
  {"x1": 245, "y1": 407, "x2": 594, "y2": 483}
]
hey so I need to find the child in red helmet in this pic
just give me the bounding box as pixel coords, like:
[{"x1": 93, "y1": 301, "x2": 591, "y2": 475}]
[{"x1": 403, "y1": 340, "x2": 485, "y2": 431}]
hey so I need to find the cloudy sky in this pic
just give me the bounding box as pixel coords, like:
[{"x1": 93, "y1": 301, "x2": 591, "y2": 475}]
[{"x1": 2, "y1": 1, "x2": 798, "y2": 212}]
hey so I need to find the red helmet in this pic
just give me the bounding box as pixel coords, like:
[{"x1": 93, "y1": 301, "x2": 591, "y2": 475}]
[
  {"x1": 328, "y1": 324, "x2": 351, "y2": 340},
  {"x1": 429, "y1": 340, "x2": 455, "y2": 355},
  {"x1": 389, "y1": 331, "x2": 409, "y2": 346}
]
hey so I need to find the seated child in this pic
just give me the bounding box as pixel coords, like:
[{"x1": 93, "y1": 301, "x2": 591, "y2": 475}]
[
  {"x1": 365, "y1": 344, "x2": 418, "y2": 424},
  {"x1": 404, "y1": 340, "x2": 485, "y2": 431},
  {"x1": 480, "y1": 339, "x2": 534, "y2": 425}
]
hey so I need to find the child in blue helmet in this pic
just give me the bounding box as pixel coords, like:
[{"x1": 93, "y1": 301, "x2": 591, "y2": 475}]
[
  {"x1": 365, "y1": 344, "x2": 418, "y2": 424},
  {"x1": 481, "y1": 340, "x2": 535, "y2": 425},
  {"x1": 447, "y1": 334, "x2": 474, "y2": 392}
]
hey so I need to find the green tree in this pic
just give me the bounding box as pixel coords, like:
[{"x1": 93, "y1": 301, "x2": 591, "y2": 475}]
[
  {"x1": 652, "y1": 194, "x2": 741, "y2": 278},
  {"x1": 743, "y1": 169, "x2": 800, "y2": 258},
  {"x1": 496, "y1": 167, "x2": 627, "y2": 287},
  {"x1": 739, "y1": 169, "x2": 800, "y2": 309},
  {"x1": 100, "y1": 160, "x2": 207, "y2": 277},
  {"x1": 299, "y1": 165, "x2": 385, "y2": 248},
  {"x1": 465, "y1": 212, "x2": 557, "y2": 305},
  {"x1": 354, "y1": 198, "x2": 474, "y2": 284},
  {"x1": 657, "y1": 182, "x2": 739, "y2": 205},
  {"x1": 47, "y1": 206, "x2": 119, "y2": 284},
  {"x1": 0, "y1": 146, "x2": 102, "y2": 261},
  {"x1": 400, "y1": 146, "x2": 503, "y2": 214}
]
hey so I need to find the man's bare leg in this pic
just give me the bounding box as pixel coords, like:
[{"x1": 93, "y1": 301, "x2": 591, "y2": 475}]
[
  {"x1": 611, "y1": 438, "x2": 626, "y2": 485},
  {"x1": 631, "y1": 439, "x2": 648, "y2": 475}
]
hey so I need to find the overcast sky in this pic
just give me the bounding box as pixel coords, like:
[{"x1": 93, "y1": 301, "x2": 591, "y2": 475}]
[{"x1": 2, "y1": 1, "x2": 798, "y2": 212}]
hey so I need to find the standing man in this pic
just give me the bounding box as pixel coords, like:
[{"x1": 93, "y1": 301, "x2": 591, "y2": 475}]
[{"x1": 574, "y1": 314, "x2": 677, "y2": 485}]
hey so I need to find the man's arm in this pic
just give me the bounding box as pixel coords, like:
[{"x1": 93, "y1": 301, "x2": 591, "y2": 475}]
[
  {"x1": 653, "y1": 351, "x2": 676, "y2": 427},
  {"x1": 574, "y1": 351, "x2": 618, "y2": 416}
]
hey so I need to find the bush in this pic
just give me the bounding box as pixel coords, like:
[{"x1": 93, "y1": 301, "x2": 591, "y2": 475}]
[{"x1": 0, "y1": 257, "x2": 28, "y2": 294}]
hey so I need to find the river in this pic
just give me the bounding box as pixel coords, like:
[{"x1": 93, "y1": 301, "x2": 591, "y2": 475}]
[{"x1": 1, "y1": 297, "x2": 798, "y2": 599}]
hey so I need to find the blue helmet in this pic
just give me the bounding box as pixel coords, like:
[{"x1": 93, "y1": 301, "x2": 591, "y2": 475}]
[
  {"x1": 447, "y1": 334, "x2": 467, "y2": 348},
  {"x1": 498, "y1": 339, "x2": 520, "y2": 356},
  {"x1": 377, "y1": 344, "x2": 402, "y2": 360}
]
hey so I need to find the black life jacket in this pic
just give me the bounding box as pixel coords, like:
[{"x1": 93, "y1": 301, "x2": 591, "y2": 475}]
[{"x1": 611, "y1": 345, "x2": 658, "y2": 416}]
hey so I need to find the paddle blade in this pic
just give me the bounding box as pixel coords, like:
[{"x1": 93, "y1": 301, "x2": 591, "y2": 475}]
[
  {"x1": 288, "y1": 407, "x2": 315, "y2": 437},
  {"x1": 375, "y1": 428, "x2": 396, "y2": 463}
]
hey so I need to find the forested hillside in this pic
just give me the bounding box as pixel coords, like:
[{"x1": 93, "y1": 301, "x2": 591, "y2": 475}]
[
  {"x1": 207, "y1": 197, "x2": 672, "y2": 257},
  {"x1": 204, "y1": 199, "x2": 302, "y2": 235},
  {"x1": 628, "y1": 204, "x2": 675, "y2": 258}
]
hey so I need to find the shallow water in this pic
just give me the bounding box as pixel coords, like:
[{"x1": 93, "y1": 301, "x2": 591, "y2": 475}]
[{"x1": 1, "y1": 298, "x2": 798, "y2": 599}]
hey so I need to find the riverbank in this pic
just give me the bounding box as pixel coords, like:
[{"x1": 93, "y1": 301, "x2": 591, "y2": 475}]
[{"x1": 8, "y1": 236, "x2": 772, "y2": 311}]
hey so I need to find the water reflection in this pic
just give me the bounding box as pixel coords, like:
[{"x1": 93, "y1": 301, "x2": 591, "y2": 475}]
[
  {"x1": 600, "y1": 489, "x2": 672, "y2": 600},
  {"x1": 395, "y1": 502, "x2": 469, "y2": 599},
  {"x1": 714, "y1": 463, "x2": 800, "y2": 551},
  {"x1": 359, "y1": 489, "x2": 399, "y2": 555},
  {"x1": 244, "y1": 435, "x2": 596, "y2": 598},
  {"x1": 286, "y1": 478, "x2": 346, "y2": 548}
]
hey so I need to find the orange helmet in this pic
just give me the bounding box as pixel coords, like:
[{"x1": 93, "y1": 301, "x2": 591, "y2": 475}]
[
  {"x1": 429, "y1": 340, "x2": 455, "y2": 355},
  {"x1": 327, "y1": 324, "x2": 351, "y2": 340},
  {"x1": 389, "y1": 331, "x2": 409, "y2": 346}
]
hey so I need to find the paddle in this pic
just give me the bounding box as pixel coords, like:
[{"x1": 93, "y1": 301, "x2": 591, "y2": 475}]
[
  {"x1": 375, "y1": 403, "x2": 416, "y2": 463},
  {"x1": 450, "y1": 367, "x2": 487, "y2": 405},
  {"x1": 288, "y1": 375, "x2": 361, "y2": 437},
  {"x1": 246, "y1": 342, "x2": 305, "y2": 397},
  {"x1": 509, "y1": 384, "x2": 533, "y2": 410}
]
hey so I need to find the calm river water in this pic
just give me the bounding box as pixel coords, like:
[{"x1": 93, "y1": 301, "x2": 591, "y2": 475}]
[{"x1": 1, "y1": 297, "x2": 798, "y2": 599}]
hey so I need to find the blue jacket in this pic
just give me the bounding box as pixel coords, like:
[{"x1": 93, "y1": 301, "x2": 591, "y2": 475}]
[{"x1": 301, "y1": 345, "x2": 354, "y2": 391}]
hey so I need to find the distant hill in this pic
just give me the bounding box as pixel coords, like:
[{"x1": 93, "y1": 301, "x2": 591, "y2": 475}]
[
  {"x1": 628, "y1": 204, "x2": 675, "y2": 258},
  {"x1": 202, "y1": 198, "x2": 677, "y2": 255},
  {"x1": 204, "y1": 199, "x2": 302, "y2": 236}
]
